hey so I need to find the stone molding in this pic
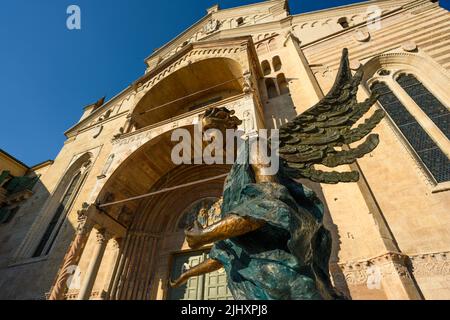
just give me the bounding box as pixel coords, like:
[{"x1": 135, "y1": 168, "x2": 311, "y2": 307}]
[
  {"x1": 410, "y1": 251, "x2": 450, "y2": 278},
  {"x1": 331, "y1": 252, "x2": 412, "y2": 287},
  {"x1": 332, "y1": 251, "x2": 450, "y2": 288},
  {"x1": 134, "y1": 38, "x2": 259, "y2": 103},
  {"x1": 54, "y1": 289, "x2": 106, "y2": 300},
  {"x1": 87, "y1": 94, "x2": 256, "y2": 205}
]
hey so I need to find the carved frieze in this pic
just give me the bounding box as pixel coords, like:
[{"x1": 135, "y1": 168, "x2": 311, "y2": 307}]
[
  {"x1": 332, "y1": 251, "x2": 450, "y2": 290},
  {"x1": 331, "y1": 252, "x2": 413, "y2": 288},
  {"x1": 410, "y1": 252, "x2": 450, "y2": 277},
  {"x1": 204, "y1": 19, "x2": 220, "y2": 34}
]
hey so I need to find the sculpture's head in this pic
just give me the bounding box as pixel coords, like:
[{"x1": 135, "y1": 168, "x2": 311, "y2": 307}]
[{"x1": 201, "y1": 107, "x2": 242, "y2": 136}]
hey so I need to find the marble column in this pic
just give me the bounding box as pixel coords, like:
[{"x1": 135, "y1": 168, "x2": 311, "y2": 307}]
[
  {"x1": 77, "y1": 228, "x2": 111, "y2": 300},
  {"x1": 102, "y1": 238, "x2": 122, "y2": 300},
  {"x1": 48, "y1": 211, "x2": 94, "y2": 300}
]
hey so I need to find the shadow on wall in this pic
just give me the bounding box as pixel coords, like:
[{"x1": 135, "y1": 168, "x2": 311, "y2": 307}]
[
  {"x1": 299, "y1": 179, "x2": 351, "y2": 298},
  {"x1": 0, "y1": 174, "x2": 56, "y2": 299},
  {"x1": 0, "y1": 154, "x2": 94, "y2": 299}
]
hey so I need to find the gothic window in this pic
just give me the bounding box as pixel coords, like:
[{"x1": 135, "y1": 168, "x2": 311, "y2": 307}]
[
  {"x1": 265, "y1": 78, "x2": 278, "y2": 99},
  {"x1": 396, "y1": 74, "x2": 449, "y2": 140},
  {"x1": 261, "y1": 60, "x2": 271, "y2": 76},
  {"x1": 273, "y1": 56, "x2": 282, "y2": 72},
  {"x1": 33, "y1": 166, "x2": 89, "y2": 257},
  {"x1": 277, "y1": 73, "x2": 289, "y2": 95},
  {"x1": 371, "y1": 81, "x2": 450, "y2": 183}
]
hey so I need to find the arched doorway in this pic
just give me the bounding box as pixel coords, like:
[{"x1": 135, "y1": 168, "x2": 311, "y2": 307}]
[
  {"x1": 108, "y1": 164, "x2": 231, "y2": 300},
  {"x1": 95, "y1": 127, "x2": 232, "y2": 300}
]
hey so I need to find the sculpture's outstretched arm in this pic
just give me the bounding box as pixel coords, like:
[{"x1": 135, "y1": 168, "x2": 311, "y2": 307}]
[
  {"x1": 186, "y1": 214, "x2": 266, "y2": 250},
  {"x1": 170, "y1": 259, "x2": 223, "y2": 288}
]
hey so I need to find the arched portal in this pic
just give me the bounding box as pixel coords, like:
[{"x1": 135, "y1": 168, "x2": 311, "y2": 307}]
[
  {"x1": 108, "y1": 164, "x2": 230, "y2": 300},
  {"x1": 132, "y1": 58, "x2": 244, "y2": 129},
  {"x1": 93, "y1": 126, "x2": 232, "y2": 300}
]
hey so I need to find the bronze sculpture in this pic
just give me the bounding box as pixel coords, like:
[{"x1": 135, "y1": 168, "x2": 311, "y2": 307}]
[{"x1": 170, "y1": 49, "x2": 384, "y2": 300}]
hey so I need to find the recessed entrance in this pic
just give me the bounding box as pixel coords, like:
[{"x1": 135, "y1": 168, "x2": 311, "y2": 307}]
[{"x1": 168, "y1": 250, "x2": 233, "y2": 300}]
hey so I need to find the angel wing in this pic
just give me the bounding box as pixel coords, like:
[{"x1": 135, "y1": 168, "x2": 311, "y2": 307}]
[{"x1": 279, "y1": 48, "x2": 385, "y2": 184}]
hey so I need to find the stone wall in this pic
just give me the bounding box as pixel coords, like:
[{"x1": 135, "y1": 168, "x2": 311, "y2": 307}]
[{"x1": 0, "y1": 0, "x2": 448, "y2": 300}]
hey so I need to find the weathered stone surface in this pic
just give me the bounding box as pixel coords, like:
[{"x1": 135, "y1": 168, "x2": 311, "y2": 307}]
[{"x1": 0, "y1": 0, "x2": 449, "y2": 301}]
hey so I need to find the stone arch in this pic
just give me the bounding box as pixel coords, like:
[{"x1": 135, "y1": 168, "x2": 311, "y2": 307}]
[
  {"x1": 265, "y1": 78, "x2": 278, "y2": 99},
  {"x1": 362, "y1": 52, "x2": 450, "y2": 97},
  {"x1": 108, "y1": 164, "x2": 229, "y2": 300},
  {"x1": 132, "y1": 57, "x2": 244, "y2": 129},
  {"x1": 93, "y1": 124, "x2": 232, "y2": 300},
  {"x1": 272, "y1": 55, "x2": 282, "y2": 72},
  {"x1": 94, "y1": 122, "x2": 237, "y2": 223},
  {"x1": 277, "y1": 73, "x2": 289, "y2": 95}
]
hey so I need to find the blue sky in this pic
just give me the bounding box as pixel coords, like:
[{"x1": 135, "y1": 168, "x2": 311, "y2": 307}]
[{"x1": 1, "y1": 0, "x2": 449, "y2": 166}]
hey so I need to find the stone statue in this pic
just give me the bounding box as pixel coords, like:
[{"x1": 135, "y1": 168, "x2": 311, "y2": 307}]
[{"x1": 170, "y1": 49, "x2": 384, "y2": 300}]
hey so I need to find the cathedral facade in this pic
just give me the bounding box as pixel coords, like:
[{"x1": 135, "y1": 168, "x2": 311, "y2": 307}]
[{"x1": 0, "y1": 0, "x2": 449, "y2": 300}]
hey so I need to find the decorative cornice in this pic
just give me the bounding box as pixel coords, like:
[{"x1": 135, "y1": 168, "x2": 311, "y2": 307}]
[
  {"x1": 410, "y1": 251, "x2": 450, "y2": 277},
  {"x1": 53, "y1": 289, "x2": 106, "y2": 300},
  {"x1": 144, "y1": 0, "x2": 287, "y2": 66},
  {"x1": 331, "y1": 250, "x2": 450, "y2": 288},
  {"x1": 135, "y1": 36, "x2": 260, "y2": 90}
]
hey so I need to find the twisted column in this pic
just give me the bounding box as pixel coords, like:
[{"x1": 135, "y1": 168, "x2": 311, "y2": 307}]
[{"x1": 48, "y1": 208, "x2": 93, "y2": 300}]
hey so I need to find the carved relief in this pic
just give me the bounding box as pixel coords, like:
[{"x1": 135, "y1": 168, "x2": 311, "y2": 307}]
[
  {"x1": 76, "y1": 205, "x2": 91, "y2": 236},
  {"x1": 98, "y1": 154, "x2": 115, "y2": 179},
  {"x1": 332, "y1": 252, "x2": 413, "y2": 288},
  {"x1": 333, "y1": 251, "x2": 450, "y2": 292},
  {"x1": 204, "y1": 19, "x2": 220, "y2": 34},
  {"x1": 117, "y1": 205, "x2": 134, "y2": 227},
  {"x1": 177, "y1": 197, "x2": 221, "y2": 230},
  {"x1": 410, "y1": 252, "x2": 450, "y2": 277},
  {"x1": 243, "y1": 110, "x2": 255, "y2": 133},
  {"x1": 242, "y1": 72, "x2": 255, "y2": 94}
]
